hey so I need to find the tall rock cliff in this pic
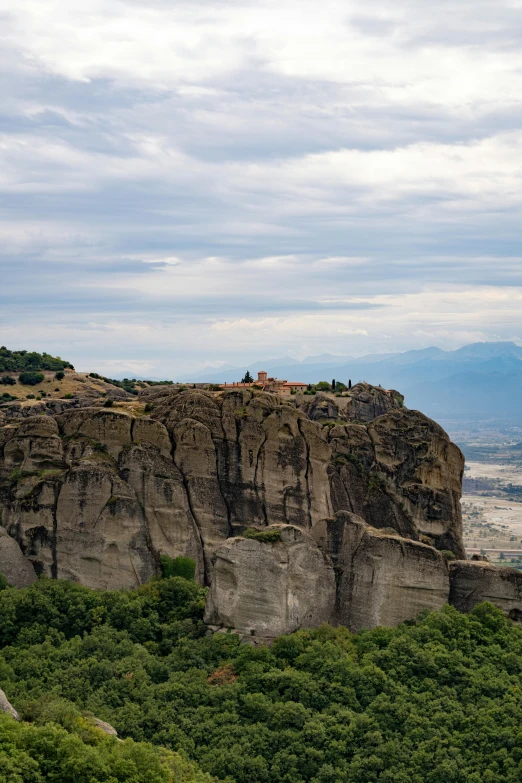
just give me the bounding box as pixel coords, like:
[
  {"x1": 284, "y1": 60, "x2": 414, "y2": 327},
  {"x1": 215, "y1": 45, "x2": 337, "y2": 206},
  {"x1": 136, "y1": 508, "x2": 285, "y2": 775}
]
[{"x1": 1, "y1": 382, "x2": 516, "y2": 635}]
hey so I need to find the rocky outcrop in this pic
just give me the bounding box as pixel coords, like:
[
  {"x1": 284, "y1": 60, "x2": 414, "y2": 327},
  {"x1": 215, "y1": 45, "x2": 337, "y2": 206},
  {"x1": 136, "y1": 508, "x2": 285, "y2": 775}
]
[
  {"x1": 0, "y1": 408, "x2": 203, "y2": 588},
  {"x1": 0, "y1": 688, "x2": 20, "y2": 721},
  {"x1": 313, "y1": 512, "x2": 449, "y2": 631},
  {"x1": 0, "y1": 527, "x2": 37, "y2": 587},
  {"x1": 297, "y1": 383, "x2": 404, "y2": 423},
  {"x1": 92, "y1": 717, "x2": 119, "y2": 737},
  {"x1": 326, "y1": 409, "x2": 465, "y2": 557},
  {"x1": 449, "y1": 561, "x2": 522, "y2": 619},
  {"x1": 204, "y1": 525, "x2": 336, "y2": 637}
]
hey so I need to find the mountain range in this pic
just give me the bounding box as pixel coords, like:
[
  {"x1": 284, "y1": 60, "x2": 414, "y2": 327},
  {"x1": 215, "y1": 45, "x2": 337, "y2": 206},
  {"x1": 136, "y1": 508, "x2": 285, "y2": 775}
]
[{"x1": 183, "y1": 341, "x2": 522, "y2": 422}]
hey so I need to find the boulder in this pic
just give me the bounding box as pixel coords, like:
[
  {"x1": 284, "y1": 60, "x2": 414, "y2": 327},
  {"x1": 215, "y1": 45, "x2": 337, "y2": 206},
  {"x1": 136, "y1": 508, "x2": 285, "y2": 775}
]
[
  {"x1": 204, "y1": 525, "x2": 336, "y2": 637},
  {"x1": 92, "y1": 717, "x2": 118, "y2": 737},
  {"x1": 0, "y1": 688, "x2": 19, "y2": 720}
]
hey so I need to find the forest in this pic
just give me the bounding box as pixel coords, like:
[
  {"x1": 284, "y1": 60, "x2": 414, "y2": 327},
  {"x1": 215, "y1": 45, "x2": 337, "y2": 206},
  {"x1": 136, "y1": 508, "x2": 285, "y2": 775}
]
[{"x1": 1, "y1": 574, "x2": 522, "y2": 783}]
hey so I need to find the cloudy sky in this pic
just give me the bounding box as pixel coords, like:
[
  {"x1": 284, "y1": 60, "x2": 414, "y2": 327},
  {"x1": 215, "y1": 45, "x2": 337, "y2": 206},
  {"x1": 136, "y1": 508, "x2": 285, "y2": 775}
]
[{"x1": 1, "y1": 0, "x2": 522, "y2": 377}]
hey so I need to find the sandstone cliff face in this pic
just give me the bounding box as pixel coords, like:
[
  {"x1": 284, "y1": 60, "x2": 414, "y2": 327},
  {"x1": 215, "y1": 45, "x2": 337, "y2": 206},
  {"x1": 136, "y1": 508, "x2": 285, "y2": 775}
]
[
  {"x1": 204, "y1": 525, "x2": 336, "y2": 637},
  {"x1": 0, "y1": 391, "x2": 335, "y2": 589},
  {"x1": 326, "y1": 410, "x2": 465, "y2": 557},
  {"x1": 449, "y1": 561, "x2": 522, "y2": 619},
  {"x1": 312, "y1": 512, "x2": 449, "y2": 631},
  {"x1": 0, "y1": 384, "x2": 492, "y2": 636},
  {"x1": 0, "y1": 527, "x2": 37, "y2": 588},
  {"x1": 0, "y1": 411, "x2": 200, "y2": 588}
]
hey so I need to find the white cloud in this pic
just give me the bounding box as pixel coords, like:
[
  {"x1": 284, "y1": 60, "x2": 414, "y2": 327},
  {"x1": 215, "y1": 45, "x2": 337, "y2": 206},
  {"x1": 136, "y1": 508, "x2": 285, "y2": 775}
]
[{"x1": 1, "y1": 0, "x2": 522, "y2": 373}]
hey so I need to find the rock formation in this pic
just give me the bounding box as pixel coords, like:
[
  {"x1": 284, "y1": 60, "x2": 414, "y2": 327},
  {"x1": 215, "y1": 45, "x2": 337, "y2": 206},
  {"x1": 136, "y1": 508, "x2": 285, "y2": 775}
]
[
  {"x1": 313, "y1": 512, "x2": 449, "y2": 632},
  {"x1": 0, "y1": 382, "x2": 520, "y2": 634},
  {"x1": 0, "y1": 688, "x2": 20, "y2": 721},
  {"x1": 0, "y1": 527, "x2": 37, "y2": 587},
  {"x1": 297, "y1": 382, "x2": 404, "y2": 423},
  {"x1": 449, "y1": 561, "x2": 522, "y2": 619},
  {"x1": 204, "y1": 525, "x2": 336, "y2": 637}
]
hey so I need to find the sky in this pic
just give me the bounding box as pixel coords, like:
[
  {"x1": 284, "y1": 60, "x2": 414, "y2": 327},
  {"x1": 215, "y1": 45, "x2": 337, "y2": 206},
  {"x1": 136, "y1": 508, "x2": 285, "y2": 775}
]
[{"x1": 1, "y1": 0, "x2": 522, "y2": 378}]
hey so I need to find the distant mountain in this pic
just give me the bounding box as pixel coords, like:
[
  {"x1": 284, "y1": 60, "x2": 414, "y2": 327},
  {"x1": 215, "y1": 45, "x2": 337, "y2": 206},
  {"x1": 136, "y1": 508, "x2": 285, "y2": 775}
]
[{"x1": 184, "y1": 342, "x2": 522, "y2": 422}]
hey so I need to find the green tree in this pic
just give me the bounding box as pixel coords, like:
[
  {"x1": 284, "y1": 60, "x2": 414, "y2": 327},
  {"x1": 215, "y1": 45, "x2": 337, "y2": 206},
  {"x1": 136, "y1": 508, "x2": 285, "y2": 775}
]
[
  {"x1": 18, "y1": 372, "x2": 44, "y2": 386},
  {"x1": 241, "y1": 371, "x2": 253, "y2": 383}
]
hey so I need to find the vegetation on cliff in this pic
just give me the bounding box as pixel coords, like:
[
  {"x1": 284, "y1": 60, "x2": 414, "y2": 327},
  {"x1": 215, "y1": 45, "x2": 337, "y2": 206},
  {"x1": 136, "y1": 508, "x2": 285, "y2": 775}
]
[
  {"x1": 1, "y1": 577, "x2": 522, "y2": 782},
  {"x1": 0, "y1": 347, "x2": 74, "y2": 373}
]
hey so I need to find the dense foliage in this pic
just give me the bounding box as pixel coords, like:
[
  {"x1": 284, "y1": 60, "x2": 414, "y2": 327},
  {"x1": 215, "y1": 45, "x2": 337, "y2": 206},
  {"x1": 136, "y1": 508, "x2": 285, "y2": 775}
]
[
  {"x1": 2, "y1": 578, "x2": 522, "y2": 782},
  {"x1": 0, "y1": 712, "x2": 212, "y2": 783},
  {"x1": 0, "y1": 348, "x2": 74, "y2": 373}
]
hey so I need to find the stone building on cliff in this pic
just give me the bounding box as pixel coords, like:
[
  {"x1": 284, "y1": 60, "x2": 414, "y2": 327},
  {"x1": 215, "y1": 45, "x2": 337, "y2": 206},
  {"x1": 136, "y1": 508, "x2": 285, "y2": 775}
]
[{"x1": 220, "y1": 370, "x2": 308, "y2": 395}]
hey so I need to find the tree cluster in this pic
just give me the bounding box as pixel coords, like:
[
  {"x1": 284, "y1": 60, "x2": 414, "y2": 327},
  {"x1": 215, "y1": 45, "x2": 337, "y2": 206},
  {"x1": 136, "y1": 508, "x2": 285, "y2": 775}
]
[{"x1": 0, "y1": 347, "x2": 74, "y2": 373}]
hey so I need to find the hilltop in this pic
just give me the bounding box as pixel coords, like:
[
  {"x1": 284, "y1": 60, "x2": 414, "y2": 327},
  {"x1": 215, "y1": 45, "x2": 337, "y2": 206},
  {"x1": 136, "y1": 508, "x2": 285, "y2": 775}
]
[
  {"x1": 0, "y1": 346, "x2": 74, "y2": 373},
  {"x1": 185, "y1": 341, "x2": 522, "y2": 422}
]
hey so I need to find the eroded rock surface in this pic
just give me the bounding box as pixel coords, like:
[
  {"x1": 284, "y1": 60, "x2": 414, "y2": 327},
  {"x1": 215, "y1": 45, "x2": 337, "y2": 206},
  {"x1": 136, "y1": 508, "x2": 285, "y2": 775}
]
[
  {"x1": 204, "y1": 525, "x2": 336, "y2": 637},
  {"x1": 0, "y1": 527, "x2": 37, "y2": 587},
  {"x1": 313, "y1": 512, "x2": 449, "y2": 631},
  {"x1": 326, "y1": 409, "x2": 465, "y2": 557},
  {"x1": 0, "y1": 385, "x2": 477, "y2": 633},
  {"x1": 297, "y1": 383, "x2": 404, "y2": 423},
  {"x1": 449, "y1": 561, "x2": 522, "y2": 619}
]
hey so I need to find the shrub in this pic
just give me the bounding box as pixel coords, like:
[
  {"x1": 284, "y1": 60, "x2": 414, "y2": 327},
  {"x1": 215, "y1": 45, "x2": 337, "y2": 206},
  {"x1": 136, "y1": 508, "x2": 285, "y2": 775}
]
[
  {"x1": 0, "y1": 375, "x2": 16, "y2": 385},
  {"x1": 209, "y1": 384, "x2": 222, "y2": 392},
  {"x1": 0, "y1": 573, "x2": 9, "y2": 591},
  {"x1": 26, "y1": 394, "x2": 35, "y2": 399},
  {"x1": 315, "y1": 381, "x2": 331, "y2": 391},
  {"x1": 160, "y1": 555, "x2": 196, "y2": 581},
  {"x1": 63, "y1": 393, "x2": 73, "y2": 399},
  {"x1": 243, "y1": 527, "x2": 282, "y2": 543},
  {"x1": 18, "y1": 371, "x2": 44, "y2": 386},
  {"x1": 1, "y1": 392, "x2": 17, "y2": 402},
  {"x1": 441, "y1": 549, "x2": 457, "y2": 561},
  {"x1": 144, "y1": 402, "x2": 153, "y2": 413},
  {"x1": 55, "y1": 371, "x2": 65, "y2": 380},
  {"x1": 103, "y1": 399, "x2": 114, "y2": 407}
]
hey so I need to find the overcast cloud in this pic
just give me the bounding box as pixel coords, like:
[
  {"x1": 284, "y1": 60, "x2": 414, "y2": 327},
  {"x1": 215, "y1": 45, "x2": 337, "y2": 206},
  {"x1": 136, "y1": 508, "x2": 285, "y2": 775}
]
[{"x1": 1, "y1": 0, "x2": 522, "y2": 377}]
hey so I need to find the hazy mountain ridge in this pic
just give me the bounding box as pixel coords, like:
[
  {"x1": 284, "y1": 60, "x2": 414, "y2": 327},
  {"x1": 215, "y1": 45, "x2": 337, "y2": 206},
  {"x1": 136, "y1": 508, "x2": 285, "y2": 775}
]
[{"x1": 183, "y1": 342, "x2": 522, "y2": 421}]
